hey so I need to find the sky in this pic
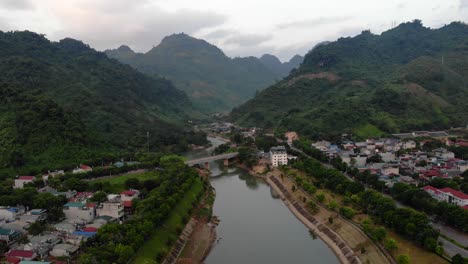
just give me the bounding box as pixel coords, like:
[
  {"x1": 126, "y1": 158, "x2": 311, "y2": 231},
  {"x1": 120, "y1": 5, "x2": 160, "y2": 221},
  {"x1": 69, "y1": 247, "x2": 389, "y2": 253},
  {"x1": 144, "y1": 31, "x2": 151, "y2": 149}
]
[{"x1": 0, "y1": 0, "x2": 466, "y2": 61}]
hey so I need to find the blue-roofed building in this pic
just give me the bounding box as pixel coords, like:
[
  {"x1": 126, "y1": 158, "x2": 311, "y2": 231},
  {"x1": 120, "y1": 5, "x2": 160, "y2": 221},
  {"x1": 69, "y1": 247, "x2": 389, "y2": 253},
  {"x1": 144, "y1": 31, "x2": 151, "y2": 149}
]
[{"x1": 73, "y1": 231, "x2": 97, "y2": 237}]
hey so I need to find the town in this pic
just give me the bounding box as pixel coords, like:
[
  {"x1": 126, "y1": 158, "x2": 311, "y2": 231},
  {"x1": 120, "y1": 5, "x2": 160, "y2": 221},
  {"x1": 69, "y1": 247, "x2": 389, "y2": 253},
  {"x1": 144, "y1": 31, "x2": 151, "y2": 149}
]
[
  {"x1": 0, "y1": 162, "x2": 145, "y2": 263},
  {"x1": 310, "y1": 134, "x2": 468, "y2": 210}
]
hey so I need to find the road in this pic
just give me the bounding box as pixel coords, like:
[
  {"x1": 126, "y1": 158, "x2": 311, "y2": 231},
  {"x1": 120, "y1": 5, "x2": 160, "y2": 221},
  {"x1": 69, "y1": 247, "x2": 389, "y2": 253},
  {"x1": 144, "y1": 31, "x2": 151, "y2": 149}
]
[{"x1": 291, "y1": 145, "x2": 468, "y2": 258}]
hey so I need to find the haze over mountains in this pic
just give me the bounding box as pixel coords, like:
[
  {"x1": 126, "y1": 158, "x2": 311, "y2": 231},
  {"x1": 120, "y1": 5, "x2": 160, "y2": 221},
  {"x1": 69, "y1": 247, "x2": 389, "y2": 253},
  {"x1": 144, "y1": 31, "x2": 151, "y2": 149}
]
[
  {"x1": 232, "y1": 20, "x2": 468, "y2": 139},
  {"x1": 105, "y1": 33, "x2": 303, "y2": 112}
]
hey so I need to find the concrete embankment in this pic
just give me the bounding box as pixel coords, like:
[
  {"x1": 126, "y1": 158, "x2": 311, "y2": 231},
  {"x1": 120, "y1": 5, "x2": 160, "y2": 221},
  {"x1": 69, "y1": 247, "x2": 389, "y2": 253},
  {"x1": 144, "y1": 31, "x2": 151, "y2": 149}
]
[{"x1": 266, "y1": 175, "x2": 361, "y2": 264}]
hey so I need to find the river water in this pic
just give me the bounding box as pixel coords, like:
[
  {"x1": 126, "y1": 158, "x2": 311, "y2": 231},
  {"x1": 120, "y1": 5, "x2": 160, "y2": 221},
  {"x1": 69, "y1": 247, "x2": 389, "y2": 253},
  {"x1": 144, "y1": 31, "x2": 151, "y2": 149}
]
[{"x1": 185, "y1": 137, "x2": 338, "y2": 264}]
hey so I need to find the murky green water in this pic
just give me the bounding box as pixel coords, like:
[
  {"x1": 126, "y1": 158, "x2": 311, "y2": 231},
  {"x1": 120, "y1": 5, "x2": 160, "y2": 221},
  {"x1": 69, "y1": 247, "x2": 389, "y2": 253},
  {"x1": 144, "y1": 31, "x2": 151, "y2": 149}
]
[{"x1": 186, "y1": 137, "x2": 338, "y2": 264}]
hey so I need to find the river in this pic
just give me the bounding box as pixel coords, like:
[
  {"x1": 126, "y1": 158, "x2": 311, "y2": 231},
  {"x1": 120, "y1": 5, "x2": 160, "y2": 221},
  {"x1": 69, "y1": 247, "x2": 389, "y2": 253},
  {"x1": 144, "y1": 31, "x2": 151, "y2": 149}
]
[{"x1": 185, "y1": 137, "x2": 339, "y2": 264}]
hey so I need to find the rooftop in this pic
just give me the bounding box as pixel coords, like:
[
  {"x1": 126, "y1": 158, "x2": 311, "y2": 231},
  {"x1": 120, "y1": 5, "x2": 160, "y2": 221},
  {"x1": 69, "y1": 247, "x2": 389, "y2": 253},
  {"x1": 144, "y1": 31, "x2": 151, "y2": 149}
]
[
  {"x1": 17, "y1": 176, "x2": 34, "y2": 181},
  {"x1": 64, "y1": 202, "x2": 85, "y2": 208}
]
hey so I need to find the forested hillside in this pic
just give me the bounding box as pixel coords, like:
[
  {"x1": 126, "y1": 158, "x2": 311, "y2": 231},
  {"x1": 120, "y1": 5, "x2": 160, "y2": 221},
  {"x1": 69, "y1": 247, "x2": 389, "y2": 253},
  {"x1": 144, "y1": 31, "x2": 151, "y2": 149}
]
[
  {"x1": 0, "y1": 31, "x2": 205, "y2": 172},
  {"x1": 106, "y1": 34, "x2": 301, "y2": 112},
  {"x1": 231, "y1": 21, "x2": 468, "y2": 139}
]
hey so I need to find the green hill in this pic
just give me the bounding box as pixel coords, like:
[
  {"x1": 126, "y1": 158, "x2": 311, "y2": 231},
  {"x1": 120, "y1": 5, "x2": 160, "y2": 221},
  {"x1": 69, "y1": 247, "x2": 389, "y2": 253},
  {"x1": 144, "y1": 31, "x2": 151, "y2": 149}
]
[
  {"x1": 231, "y1": 21, "x2": 468, "y2": 139},
  {"x1": 105, "y1": 34, "x2": 301, "y2": 112},
  {"x1": 0, "y1": 31, "x2": 204, "y2": 172}
]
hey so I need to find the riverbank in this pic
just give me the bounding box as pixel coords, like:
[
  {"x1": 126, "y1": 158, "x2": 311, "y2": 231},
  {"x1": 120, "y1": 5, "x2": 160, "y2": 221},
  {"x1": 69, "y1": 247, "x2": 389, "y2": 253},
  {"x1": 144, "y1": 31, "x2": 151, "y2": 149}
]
[
  {"x1": 266, "y1": 174, "x2": 361, "y2": 264},
  {"x1": 236, "y1": 161, "x2": 363, "y2": 264},
  {"x1": 176, "y1": 183, "x2": 218, "y2": 264},
  {"x1": 132, "y1": 178, "x2": 204, "y2": 263}
]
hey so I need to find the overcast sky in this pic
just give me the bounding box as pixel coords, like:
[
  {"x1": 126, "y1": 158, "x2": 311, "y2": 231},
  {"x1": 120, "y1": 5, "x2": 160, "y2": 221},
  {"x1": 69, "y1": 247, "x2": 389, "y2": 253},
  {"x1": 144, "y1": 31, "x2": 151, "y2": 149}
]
[{"x1": 0, "y1": 0, "x2": 466, "y2": 61}]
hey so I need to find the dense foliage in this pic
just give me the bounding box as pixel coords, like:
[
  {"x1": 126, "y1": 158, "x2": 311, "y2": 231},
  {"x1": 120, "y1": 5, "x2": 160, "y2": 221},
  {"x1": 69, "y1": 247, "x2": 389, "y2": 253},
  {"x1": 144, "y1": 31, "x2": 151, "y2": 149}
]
[
  {"x1": 78, "y1": 157, "x2": 204, "y2": 263},
  {"x1": 0, "y1": 31, "x2": 207, "y2": 171},
  {"x1": 106, "y1": 34, "x2": 301, "y2": 112},
  {"x1": 232, "y1": 21, "x2": 468, "y2": 139}
]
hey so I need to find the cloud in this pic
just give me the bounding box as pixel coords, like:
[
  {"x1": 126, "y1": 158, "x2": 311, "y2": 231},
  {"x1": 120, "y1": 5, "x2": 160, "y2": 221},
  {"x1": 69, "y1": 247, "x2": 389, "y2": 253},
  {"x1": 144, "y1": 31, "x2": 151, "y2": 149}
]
[
  {"x1": 224, "y1": 33, "x2": 273, "y2": 46},
  {"x1": 44, "y1": 1, "x2": 226, "y2": 52},
  {"x1": 202, "y1": 29, "x2": 236, "y2": 39},
  {"x1": 461, "y1": 0, "x2": 468, "y2": 10},
  {"x1": 0, "y1": 0, "x2": 34, "y2": 10},
  {"x1": 276, "y1": 16, "x2": 353, "y2": 30}
]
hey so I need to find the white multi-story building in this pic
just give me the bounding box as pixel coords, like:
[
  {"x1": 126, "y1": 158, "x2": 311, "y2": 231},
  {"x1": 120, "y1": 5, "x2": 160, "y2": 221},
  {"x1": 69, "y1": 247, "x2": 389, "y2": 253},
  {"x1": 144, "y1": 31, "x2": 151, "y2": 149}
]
[
  {"x1": 433, "y1": 148, "x2": 455, "y2": 160},
  {"x1": 269, "y1": 146, "x2": 288, "y2": 167},
  {"x1": 422, "y1": 186, "x2": 468, "y2": 208},
  {"x1": 96, "y1": 200, "x2": 124, "y2": 219},
  {"x1": 456, "y1": 161, "x2": 468, "y2": 173},
  {"x1": 63, "y1": 202, "x2": 95, "y2": 223}
]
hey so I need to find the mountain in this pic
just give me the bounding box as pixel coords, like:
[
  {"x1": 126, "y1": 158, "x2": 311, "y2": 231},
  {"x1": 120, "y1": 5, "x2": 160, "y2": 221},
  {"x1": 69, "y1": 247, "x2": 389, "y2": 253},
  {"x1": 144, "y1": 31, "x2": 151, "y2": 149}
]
[
  {"x1": 105, "y1": 34, "x2": 297, "y2": 112},
  {"x1": 0, "y1": 31, "x2": 203, "y2": 171},
  {"x1": 231, "y1": 21, "x2": 468, "y2": 140},
  {"x1": 259, "y1": 54, "x2": 303, "y2": 77}
]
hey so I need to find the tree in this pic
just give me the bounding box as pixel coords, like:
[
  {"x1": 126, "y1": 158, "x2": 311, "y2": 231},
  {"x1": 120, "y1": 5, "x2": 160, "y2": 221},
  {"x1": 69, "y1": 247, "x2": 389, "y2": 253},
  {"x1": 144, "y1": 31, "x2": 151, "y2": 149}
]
[
  {"x1": 308, "y1": 201, "x2": 319, "y2": 214},
  {"x1": 397, "y1": 254, "x2": 410, "y2": 264},
  {"x1": 328, "y1": 200, "x2": 338, "y2": 211},
  {"x1": 372, "y1": 227, "x2": 387, "y2": 242},
  {"x1": 28, "y1": 222, "x2": 46, "y2": 235},
  {"x1": 90, "y1": 191, "x2": 107, "y2": 203},
  {"x1": 124, "y1": 178, "x2": 141, "y2": 190},
  {"x1": 339, "y1": 206, "x2": 355, "y2": 219},
  {"x1": 316, "y1": 193, "x2": 325, "y2": 203},
  {"x1": 384, "y1": 238, "x2": 398, "y2": 251},
  {"x1": 451, "y1": 254, "x2": 467, "y2": 264}
]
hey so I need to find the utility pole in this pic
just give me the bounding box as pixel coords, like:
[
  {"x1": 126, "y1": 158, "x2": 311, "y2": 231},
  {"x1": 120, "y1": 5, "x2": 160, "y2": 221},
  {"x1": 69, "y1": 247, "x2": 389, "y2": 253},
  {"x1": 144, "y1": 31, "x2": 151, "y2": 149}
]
[{"x1": 147, "y1": 131, "x2": 150, "y2": 153}]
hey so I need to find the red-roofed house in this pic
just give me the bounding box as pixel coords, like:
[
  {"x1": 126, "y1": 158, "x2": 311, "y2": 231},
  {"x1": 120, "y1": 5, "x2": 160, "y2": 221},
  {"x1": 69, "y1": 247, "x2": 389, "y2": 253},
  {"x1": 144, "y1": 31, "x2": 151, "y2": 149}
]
[
  {"x1": 14, "y1": 176, "x2": 35, "y2": 189},
  {"x1": 6, "y1": 256, "x2": 20, "y2": 264},
  {"x1": 73, "y1": 164, "x2": 93, "y2": 174},
  {"x1": 120, "y1": 190, "x2": 140, "y2": 202},
  {"x1": 423, "y1": 186, "x2": 468, "y2": 208},
  {"x1": 5, "y1": 249, "x2": 36, "y2": 261},
  {"x1": 83, "y1": 227, "x2": 98, "y2": 232}
]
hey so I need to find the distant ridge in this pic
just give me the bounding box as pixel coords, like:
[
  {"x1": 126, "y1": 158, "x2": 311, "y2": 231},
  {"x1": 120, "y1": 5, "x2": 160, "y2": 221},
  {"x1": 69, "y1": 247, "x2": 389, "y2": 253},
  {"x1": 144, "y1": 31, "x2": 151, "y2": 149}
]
[{"x1": 106, "y1": 33, "x2": 302, "y2": 112}]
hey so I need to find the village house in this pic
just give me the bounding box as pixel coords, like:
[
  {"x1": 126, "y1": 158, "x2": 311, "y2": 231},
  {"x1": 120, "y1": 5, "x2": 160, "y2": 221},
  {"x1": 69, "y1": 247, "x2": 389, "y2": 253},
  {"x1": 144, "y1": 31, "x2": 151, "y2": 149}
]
[
  {"x1": 422, "y1": 186, "x2": 468, "y2": 208},
  {"x1": 0, "y1": 228, "x2": 21, "y2": 245},
  {"x1": 381, "y1": 164, "x2": 400, "y2": 176},
  {"x1": 269, "y1": 146, "x2": 288, "y2": 167},
  {"x1": 72, "y1": 164, "x2": 93, "y2": 174},
  {"x1": 378, "y1": 152, "x2": 396, "y2": 162},
  {"x1": 402, "y1": 140, "x2": 416, "y2": 149},
  {"x1": 14, "y1": 176, "x2": 35, "y2": 189},
  {"x1": 120, "y1": 190, "x2": 140, "y2": 202},
  {"x1": 5, "y1": 250, "x2": 37, "y2": 261},
  {"x1": 348, "y1": 154, "x2": 368, "y2": 167},
  {"x1": 96, "y1": 200, "x2": 124, "y2": 219},
  {"x1": 63, "y1": 203, "x2": 95, "y2": 224},
  {"x1": 456, "y1": 161, "x2": 468, "y2": 173},
  {"x1": 50, "y1": 243, "x2": 79, "y2": 258},
  {"x1": 0, "y1": 207, "x2": 22, "y2": 222},
  {"x1": 433, "y1": 148, "x2": 455, "y2": 160},
  {"x1": 312, "y1": 140, "x2": 331, "y2": 151}
]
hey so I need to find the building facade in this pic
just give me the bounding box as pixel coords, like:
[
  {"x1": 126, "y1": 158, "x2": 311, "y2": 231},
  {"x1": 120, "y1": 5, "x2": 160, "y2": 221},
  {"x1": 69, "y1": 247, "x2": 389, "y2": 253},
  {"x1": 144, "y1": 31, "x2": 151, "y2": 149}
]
[
  {"x1": 422, "y1": 186, "x2": 468, "y2": 208},
  {"x1": 269, "y1": 146, "x2": 288, "y2": 167}
]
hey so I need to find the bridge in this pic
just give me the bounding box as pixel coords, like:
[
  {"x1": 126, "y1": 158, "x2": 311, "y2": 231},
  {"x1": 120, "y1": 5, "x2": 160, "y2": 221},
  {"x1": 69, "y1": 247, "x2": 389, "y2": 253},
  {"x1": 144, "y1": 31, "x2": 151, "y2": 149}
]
[{"x1": 185, "y1": 152, "x2": 239, "y2": 168}]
